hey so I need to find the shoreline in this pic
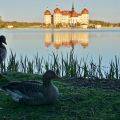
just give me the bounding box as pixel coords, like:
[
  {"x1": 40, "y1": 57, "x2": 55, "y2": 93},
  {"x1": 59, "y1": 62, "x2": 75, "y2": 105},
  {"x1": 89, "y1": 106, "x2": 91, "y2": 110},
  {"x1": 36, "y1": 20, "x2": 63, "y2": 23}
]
[{"x1": 0, "y1": 27, "x2": 120, "y2": 31}]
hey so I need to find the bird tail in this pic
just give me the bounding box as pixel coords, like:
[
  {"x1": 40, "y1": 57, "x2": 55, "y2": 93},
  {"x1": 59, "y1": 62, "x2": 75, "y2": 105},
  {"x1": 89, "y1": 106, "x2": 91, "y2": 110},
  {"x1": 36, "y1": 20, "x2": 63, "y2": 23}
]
[
  {"x1": 0, "y1": 85, "x2": 8, "y2": 91},
  {"x1": 0, "y1": 82, "x2": 19, "y2": 92},
  {"x1": 0, "y1": 87, "x2": 2, "y2": 91}
]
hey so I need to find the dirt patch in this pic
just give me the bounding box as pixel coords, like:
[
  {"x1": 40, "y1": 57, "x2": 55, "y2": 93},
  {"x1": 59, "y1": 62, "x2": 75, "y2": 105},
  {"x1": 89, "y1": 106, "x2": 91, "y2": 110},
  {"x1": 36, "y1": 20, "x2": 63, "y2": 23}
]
[{"x1": 63, "y1": 77, "x2": 120, "y2": 90}]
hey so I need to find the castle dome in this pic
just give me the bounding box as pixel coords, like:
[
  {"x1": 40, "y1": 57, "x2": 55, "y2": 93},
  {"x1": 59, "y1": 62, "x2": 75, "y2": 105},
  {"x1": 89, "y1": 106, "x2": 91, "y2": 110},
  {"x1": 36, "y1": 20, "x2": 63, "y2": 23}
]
[
  {"x1": 44, "y1": 10, "x2": 51, "y2": 15},
  {"x1": 54, "y1": 8, "x2": 61, "y2": 14},
  {"x1": 81, "y1": 8, "x2": 89, "y2": 14}
]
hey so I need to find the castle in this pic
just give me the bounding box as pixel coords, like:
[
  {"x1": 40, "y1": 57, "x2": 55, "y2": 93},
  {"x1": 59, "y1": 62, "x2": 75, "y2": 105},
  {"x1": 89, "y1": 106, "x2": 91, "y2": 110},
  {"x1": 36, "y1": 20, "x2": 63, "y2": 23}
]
[{"x1": 44, "y1": 4, "x2": 89, "y2": 26}]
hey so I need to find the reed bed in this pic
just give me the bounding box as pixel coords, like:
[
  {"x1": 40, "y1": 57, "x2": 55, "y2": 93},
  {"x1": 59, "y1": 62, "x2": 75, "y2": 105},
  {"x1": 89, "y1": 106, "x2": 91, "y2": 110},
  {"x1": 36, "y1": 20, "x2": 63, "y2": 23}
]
[{"x1": 0, "y1": 50, "x2": 120, "y2": 79}]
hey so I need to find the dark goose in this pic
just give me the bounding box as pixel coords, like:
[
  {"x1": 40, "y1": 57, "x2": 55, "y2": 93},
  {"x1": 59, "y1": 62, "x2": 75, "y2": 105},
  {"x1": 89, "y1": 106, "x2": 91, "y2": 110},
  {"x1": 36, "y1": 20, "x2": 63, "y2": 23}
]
[
  {"x1": 1, "y1": 70, "x2": 60, "y2": 105},
  {"x1": 0, "y1": 35, "x2": 7, "y2": 64}
]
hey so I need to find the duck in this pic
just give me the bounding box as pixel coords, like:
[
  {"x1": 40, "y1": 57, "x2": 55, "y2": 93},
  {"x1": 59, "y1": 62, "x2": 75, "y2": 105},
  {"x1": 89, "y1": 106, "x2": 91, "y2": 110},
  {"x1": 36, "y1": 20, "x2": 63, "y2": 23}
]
[
  {"x1": 1, "y1": 70, "x2": 60, "y2": 105},
  {"x1": 0, "y1": 35, "x2": 7, "y2": 63}
]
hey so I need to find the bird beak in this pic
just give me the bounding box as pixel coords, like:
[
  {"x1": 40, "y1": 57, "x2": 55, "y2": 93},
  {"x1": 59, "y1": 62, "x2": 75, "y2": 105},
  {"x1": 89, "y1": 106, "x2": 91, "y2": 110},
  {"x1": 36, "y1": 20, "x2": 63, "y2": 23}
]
[
  {"x1": 55, "y1": 75, "x2": 61, "y2": 79},
  {"x1": 4, "y1": 41, "x2": 7, "y2": 45}
]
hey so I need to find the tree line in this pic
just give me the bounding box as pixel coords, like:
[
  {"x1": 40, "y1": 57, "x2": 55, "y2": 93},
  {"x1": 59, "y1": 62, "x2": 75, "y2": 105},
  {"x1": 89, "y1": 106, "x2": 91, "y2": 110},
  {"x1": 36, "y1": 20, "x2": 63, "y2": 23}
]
[
  {"x1": 0, "y1": 21, "x2": 43, "y2": 28},
  {"x1": 0, "y1": 20, "x2": 120, "y2": 28},
  {"x1": 89, "y1": 20, "x2": 120, "y2": 27}
]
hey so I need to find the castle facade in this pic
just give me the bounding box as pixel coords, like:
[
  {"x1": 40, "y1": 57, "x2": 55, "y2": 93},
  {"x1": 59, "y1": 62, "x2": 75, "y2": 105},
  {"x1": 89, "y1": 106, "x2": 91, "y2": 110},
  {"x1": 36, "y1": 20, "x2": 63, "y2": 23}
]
[{"x1": 44, "y1": 4, "x2": 89, "y2": 26}]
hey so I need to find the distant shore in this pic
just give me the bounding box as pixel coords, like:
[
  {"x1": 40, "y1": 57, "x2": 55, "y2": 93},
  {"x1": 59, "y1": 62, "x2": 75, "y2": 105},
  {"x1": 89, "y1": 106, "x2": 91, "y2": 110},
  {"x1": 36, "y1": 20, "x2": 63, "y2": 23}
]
[
  {"x1": 0, "y1": 20, "x2": 120, "y2": 30},
  {"x1": 0, "y1": 27, "x2": 120, "y2": 30}
]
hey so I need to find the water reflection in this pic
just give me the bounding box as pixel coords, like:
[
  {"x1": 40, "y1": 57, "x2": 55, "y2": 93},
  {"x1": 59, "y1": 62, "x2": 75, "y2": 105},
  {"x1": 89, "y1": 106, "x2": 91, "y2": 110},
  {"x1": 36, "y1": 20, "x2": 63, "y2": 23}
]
[{"x1": 44, "y1": 32, "x2": 89, "y2": 49}]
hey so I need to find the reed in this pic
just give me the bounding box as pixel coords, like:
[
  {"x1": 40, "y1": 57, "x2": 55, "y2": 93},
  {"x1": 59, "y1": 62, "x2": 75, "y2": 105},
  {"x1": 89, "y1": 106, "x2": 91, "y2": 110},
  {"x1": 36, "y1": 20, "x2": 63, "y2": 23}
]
[
  {"x1": 34, "y1": 53, "x2": 43, "y2": 74},
  {"x1": 7, "y1": 50, "x2": 19, "y2": 72},
  {"x1": 0, "y1": 50, "x2": 120, "y2": 79}
]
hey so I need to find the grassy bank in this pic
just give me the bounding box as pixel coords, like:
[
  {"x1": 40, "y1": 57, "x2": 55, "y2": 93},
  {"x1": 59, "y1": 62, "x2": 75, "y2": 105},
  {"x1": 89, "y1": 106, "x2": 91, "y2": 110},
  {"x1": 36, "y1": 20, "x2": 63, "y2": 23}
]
[{"x1": 0, "y1": 72, "x2": 120, "y2": 120}]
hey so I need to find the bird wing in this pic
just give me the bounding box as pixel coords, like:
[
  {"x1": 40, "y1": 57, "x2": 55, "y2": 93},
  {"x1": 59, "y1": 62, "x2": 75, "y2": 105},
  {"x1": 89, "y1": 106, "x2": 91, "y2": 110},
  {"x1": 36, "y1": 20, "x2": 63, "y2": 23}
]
[
  {"x1": 22, "y1": 80, "x2": 42, "y2": 84},
  {"x1": 3, "y1": 81, "x2": 44, "y2": 98},
  {"x1": 19, "y1": 96, "x2": 46, "y2": 105}
]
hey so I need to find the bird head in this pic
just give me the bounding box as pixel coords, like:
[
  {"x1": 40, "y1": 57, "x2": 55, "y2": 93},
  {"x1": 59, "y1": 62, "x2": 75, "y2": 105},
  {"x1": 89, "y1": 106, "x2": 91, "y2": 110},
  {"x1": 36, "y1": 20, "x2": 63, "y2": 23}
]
[
  {"x1": 43, "y1": 70, "x2": 60, "y2": 81},
  {"x1": 0, "y1": 35, "x2": 7, "y2": 45},
  {"x1": 42, "y1": 70, "x2": 60, "y2": 86}
]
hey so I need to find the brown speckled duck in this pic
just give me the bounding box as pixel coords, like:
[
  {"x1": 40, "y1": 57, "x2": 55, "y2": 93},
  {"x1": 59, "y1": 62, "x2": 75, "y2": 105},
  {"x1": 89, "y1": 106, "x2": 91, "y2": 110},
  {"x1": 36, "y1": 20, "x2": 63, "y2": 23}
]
[{"x1": 1, "y1": 70, "x2": 60, "y2": 105}]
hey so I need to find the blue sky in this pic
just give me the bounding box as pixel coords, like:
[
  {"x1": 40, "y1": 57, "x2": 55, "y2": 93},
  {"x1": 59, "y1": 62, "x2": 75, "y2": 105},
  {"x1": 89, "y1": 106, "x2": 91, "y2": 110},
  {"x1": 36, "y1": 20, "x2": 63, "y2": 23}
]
[{"x1": 0, "y1": 0, "x2": 120, "y2": 23}]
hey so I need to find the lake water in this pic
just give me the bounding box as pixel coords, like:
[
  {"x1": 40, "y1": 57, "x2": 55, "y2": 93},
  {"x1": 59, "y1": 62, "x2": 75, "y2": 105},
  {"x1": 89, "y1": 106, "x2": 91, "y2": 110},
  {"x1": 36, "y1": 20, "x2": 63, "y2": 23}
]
[{"x1": 0, "y1": 29, "x2": 120, "y2": 66}]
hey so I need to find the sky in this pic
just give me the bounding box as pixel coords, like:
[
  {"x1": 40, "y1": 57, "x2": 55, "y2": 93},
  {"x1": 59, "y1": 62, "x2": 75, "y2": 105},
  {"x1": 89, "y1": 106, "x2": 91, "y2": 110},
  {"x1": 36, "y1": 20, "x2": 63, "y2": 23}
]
[{"x1": 0, "y1": 0, "x2": 120, "y2": 23}]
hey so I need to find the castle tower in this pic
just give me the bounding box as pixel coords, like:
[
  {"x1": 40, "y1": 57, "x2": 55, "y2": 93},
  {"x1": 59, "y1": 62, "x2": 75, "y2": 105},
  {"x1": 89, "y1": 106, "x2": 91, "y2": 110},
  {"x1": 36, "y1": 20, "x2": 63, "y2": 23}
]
[
  {"x1": 44, "y1": 7, "x2": 52, "y2": 25},
  {"x1": 72, "y1": 2, "x2": 75, "y2": 12},
  {"x1": 81, "y1": 8, "x2": 89, "y2": 25},
  {"x1": 53, "y1": 7, "x2": 61, "y2": 25}
]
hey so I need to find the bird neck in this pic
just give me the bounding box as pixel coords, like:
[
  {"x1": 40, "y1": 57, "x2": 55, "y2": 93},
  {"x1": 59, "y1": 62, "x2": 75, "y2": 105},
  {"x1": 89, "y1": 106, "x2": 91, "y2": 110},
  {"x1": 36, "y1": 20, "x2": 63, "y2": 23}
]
[
  {"x1": 43, "y1": 77, "x2": 52, "y2": 87},
  {"x1": 0, "y1": 43, "x2": 4, "y2": 47}
]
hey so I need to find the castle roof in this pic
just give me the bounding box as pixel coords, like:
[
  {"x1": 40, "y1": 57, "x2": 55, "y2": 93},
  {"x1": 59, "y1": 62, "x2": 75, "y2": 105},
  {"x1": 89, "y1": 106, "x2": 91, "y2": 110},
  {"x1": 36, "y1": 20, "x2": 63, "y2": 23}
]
[
  {"x1": 78, "y1": 13, "x2": 82, "y2": 16},
  {"x1": 54, "y1": 8, "x2": 61, "y2": 14},
  {"x1": 61, "y1": 10, "x2": 70, "y2": 16},
  {"x1": 44, "y1": 10, "x2": 51, "y2": 15},
  {"x1": 81, "y1": 8, "x2": 89, "y2": 14},
  {"x1": 44, "y1": 7, "x2": 89, "y2": 16},
  {"x1": 70, "y1": 11, "x2": 78, "y2": 17}
]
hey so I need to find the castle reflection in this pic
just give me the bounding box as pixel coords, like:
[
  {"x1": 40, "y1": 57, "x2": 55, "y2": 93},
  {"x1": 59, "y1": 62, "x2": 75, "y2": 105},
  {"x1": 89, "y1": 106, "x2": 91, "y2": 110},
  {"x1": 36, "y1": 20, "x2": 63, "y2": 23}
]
[{"x1": 44, "y1": 32, "x2": 89, "y2": 49}]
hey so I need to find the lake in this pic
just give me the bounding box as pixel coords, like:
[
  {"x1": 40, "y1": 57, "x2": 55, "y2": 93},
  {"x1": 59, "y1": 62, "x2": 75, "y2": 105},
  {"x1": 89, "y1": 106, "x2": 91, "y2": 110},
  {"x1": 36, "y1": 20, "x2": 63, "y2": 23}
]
[{"x1": 0, "y1": 28, "x2": 120, "y2": 66}]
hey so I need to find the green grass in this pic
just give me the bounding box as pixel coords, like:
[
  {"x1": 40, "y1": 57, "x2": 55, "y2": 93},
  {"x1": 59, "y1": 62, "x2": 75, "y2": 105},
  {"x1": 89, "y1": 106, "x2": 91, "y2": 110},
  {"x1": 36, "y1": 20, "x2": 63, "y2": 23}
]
[{"x1": 0, "y1": 73, "x2": 120, "y2": 120}]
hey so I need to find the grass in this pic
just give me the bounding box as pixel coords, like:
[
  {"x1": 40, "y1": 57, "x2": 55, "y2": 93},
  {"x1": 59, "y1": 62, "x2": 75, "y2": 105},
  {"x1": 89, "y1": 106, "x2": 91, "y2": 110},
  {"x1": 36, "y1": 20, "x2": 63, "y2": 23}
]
[
  {"x1": 0, "y1": 72, "x2": 120, "y2": 120},
  {"x1": 0, "y1": 50, "x2": 120, "y2": 79},
  {"x1": 0, "y1": 50, "x2": 120, "y2": 119}
]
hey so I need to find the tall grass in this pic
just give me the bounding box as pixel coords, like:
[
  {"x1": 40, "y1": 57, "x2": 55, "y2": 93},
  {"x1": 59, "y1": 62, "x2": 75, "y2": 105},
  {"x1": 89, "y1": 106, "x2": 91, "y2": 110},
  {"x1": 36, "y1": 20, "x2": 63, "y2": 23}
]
[{"x1": 0, "y1": 50, "x2": 120, "y2": 79}]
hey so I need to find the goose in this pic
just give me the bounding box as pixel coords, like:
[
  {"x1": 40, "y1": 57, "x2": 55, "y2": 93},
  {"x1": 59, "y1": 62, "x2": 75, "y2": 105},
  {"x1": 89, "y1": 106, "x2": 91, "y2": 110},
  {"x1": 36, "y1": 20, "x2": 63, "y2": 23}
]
[
  {"x1": 0, "y1": 35, "x2": 7, "y2": 63},
  {"x1": 0, "y1": 35, "x2": 7, "y2": 78},
  {"x1": 1, "y1": 70, "x2": 60, "y2": 105}
]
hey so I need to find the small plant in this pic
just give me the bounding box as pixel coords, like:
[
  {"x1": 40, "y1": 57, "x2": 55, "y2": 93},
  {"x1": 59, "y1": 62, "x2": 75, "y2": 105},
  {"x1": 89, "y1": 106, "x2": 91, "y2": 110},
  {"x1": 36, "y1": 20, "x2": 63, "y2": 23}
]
[{"x1": 7, "y1": 50, "x2": 19, "y2": 72}]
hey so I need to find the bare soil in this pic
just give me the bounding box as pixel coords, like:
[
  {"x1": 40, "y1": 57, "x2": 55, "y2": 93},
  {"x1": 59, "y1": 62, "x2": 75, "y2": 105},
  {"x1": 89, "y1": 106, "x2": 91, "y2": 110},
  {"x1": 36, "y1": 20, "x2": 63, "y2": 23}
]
[{"x1": 64, "y1": 77, "x2": 120, "y2": 90}]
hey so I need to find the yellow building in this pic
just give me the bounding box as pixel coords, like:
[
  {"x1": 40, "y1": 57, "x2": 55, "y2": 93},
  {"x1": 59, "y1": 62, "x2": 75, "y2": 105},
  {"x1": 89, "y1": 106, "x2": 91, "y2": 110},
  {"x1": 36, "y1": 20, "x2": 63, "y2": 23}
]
[{"x1": 44, "y1": 4, "x2": 89, "y2": 26}]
